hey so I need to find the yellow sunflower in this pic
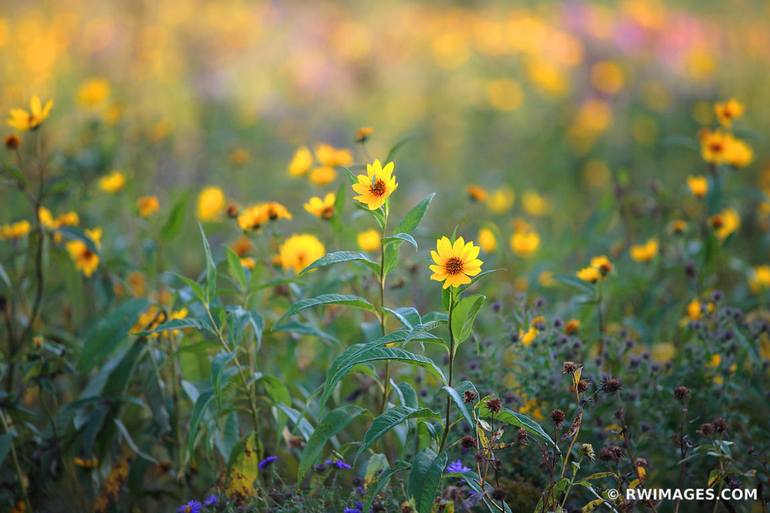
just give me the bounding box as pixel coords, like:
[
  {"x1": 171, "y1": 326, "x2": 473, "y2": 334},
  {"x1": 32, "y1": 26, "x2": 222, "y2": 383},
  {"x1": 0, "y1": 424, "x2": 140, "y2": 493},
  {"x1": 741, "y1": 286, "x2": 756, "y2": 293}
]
[
  {"x1": 304, "y1": 193, "x2": 336, "y2": 220},
  {"x1": 429, "y1": 236, "x2": 483, "y2": 289},
  {"x1": 352, "y1": 160, "x2": 398, "y2": 210},
  {"x1": 278, "y1": 234, "x2": 326, "y2": 273},
  {"x1": 7, "y1": 96, "x2": 54, "y2": 131}
]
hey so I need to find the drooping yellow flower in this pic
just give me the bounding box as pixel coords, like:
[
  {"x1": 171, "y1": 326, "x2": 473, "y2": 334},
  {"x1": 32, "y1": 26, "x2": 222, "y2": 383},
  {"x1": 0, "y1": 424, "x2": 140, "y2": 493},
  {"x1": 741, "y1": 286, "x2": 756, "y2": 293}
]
[
  {"x1": 237, "y1": 204, "x2": 269, "y2": 231},
  {"x1": 315, "y1": 143, "x2": 353, "y2": 167},
  {"x1": 590, "y1": 255, "x2": 613, "y2": 276},
  {"x1": 714, "y1": 98, "x2": 744, "y2": 128},
  {"x1": 136, "y1": 195, "x2": 159, "y2": 218},
  {"x1": 7, "y1": 96, "x2": 54, "y2": 131},
  {"x1": 429, "y1": 236, "x2": 483, "y2": 289},
  {"x1": 466, "y1": 184, "x2": 488, "y2": 203},
  {"x1": 264, "y1": 201, "x2": 292, "y2": 221},
  {"x1": 66, "y1": 228, "x2": 102, "y2": 278},
  {"x1": 352, "y1": 160, "x2": 398, "y2": 210},
  {"x1": 748, "y1": 265, "x2": 770, "y2": 293},
  {"x1": 687, "y1": 175, "x2": 708, "y2": 198},
  {"x1": 278, "y1": 234, "x2": 326, "y2": 273},
  {"x1": 486, "y1": 186, "x2": 515, "y2": 214},
  {"x1": 522, "y1": 190, "x2": 552, "y2": 217},
  {"x1": 510, "y1": 231, "x2": 540, "y2": 257},
  {"x1": 0, "y1": 220, "x2": 31, "y2": 240},
  {"x1": 308, "y1": 166, "x2": 337, "y2": 186},
  {"x1": 686, "y1": 299, "x2": 702, "y2": 321},
  {"x1": 288, "y1": 146, "x2": 313, "y2": 177},
  {"x1": 355, "y1": 127, "x2": 374, "y2": 143},
  {"x1": 77, "y1": 78, "x2": 111, "y2": 108},
  {"x1": 709, "y1": 208, "x2": 740, "y2": 241},
  {"x1": 98, "y1": 171, "x2": 125, "y2": 193},
  {"x1": 629, "y1": 238, "x2": 658, "y2": 262},
  {"x1": 197, "y1": 186, "x2": 226, "y2": 222},
  {"x1": 304, "y1": 193, "x2": 336, "y2": 220},
  {"x1": 577, "y1": 266, "x2": 601, "y2": 283},
  {"x1": 478, "y1": 227, "x2": 497, "y2": 252},
  {"x1": 357, "y1": 229, "x2": 381, "y2": 252}
]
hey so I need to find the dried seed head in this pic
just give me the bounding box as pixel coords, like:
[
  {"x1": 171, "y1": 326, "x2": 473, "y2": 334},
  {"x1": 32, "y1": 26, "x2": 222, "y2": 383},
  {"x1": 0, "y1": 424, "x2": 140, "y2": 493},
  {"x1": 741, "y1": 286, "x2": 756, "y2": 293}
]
[
  {"x1": 463, "y1": 390, "x2": 478, "y2": 403},
  {"x1": 562, "y1": 361, "x2": 578, "y2": 374},
  {"x1": 551, "y1": 409, "x2": 566, "y2": 426},
  {"x1": 674, "y1": 385, "x2": 689, "y2": 401},
  {"x1": 461, "y1": 435, "x2": 477, "y2": 449},
  {"x1": 5, "y1": 134, "x2": 20, "y2": 150},
  {"x1": 485, "y1": 397, "x2": 502, "y2": 413},
  {"x1": 601, "y1": 377, "x2": 622, "y2": 394}
]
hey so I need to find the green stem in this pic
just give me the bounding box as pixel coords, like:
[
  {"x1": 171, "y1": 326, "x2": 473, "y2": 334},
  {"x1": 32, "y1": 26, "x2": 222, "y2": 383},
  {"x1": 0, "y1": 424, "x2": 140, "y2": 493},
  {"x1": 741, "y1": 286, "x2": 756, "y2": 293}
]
[
  {"x1": 379, "y1": 204, "x2": 390, "y2": 413},
  {"x1": 438, "y1": 289, "x2": 456, "y2": 453},
  {"x1": 0, "y1": 408, "x2": 31, "y2": 512}
]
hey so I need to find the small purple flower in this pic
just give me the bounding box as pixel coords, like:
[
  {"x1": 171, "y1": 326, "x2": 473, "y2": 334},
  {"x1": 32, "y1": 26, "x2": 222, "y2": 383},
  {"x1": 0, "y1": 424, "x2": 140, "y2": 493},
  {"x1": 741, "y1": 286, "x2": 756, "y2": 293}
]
[
  {"x1": 332, "y1": 458, "x2": 352, "y2": 470},
  {"x1": 445, "y1": 459, "x2": 471, "y2": 474},
  {"x1": 258, "y1": 455, "x2": 278, "y2": 471},
  {"x1": 177, "y1": 500, "x2": 203, "y2": 513},
  {"x1": 203, "y1": 494, "x2": 218, "y2": 507},
  {"x1": 343, "y1": 508, "x2": 362, "y2": 513}
]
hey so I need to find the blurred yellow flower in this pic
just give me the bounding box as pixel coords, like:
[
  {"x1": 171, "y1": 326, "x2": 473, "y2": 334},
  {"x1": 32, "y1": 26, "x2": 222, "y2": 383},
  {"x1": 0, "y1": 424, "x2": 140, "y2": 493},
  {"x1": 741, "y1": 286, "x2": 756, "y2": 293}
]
[
  {"x1": 278, "y1": 234, "x2": 325, "y2": 273},
  {"x1": 315, "y1": 143, "x2": 353, "y2": 167},
  {"x1": 429, "y1": 236, "x2": 483, "y2": 289},
  {"x1": 288, "y1": 146, "x2": 313, "y2": 176},
  {"x1": 686, "y1": 299, "x2": 702, "y2": 321},
  {"x1": 240, "y1": 257, "x2": 256, "y2": 270},
  {"x1": 304, "y1": 193, "x2": 336, "y2": 220},
  {"x1": 709, "y1": 208, "x2": 740, "y2": 241},
  {"x1": 264, "y1": 201, "x2": 292, "y2": 221},
  {"x1": 237, "y1": 204, "x2": 268, "y2": 231},
  {"x1": 669, "y1": 219, "x2": 687, "y2": 235},
  {"x1": 749, "y1": 265, "x2": 770, "y2": 293},
  {"x1": 0, "y1": 220, "x2": 31, "y2": 240},
  {"x1": 714, "y1": 98, "x2": 744, "y2": 128},
  {"x1": 309, "y1": 166, "x2": 337, "y2": 186},
  {"x1": 197, "y1": 186, "x2": 226, "y2": 222},
  {"x1": 478, "y1": 227, "x2": 497, "y2": 252},
  {"x1": 229, "y1": 147, "x2": 250, "y2": 166},
  {"x1": 466, "y1": 184, "x2": 488, "y2": 203},
  {"x1": 652, "y1": 342, "x2": 676, "y2": 363},
  {"x1": 538, "y1": 270, "x2": 556, "y2": 287},
  {"x1": 590, "y1": 255, "x2": 613, "y2": 276},
  {"x1": 77, "y1": 78, "x2": 111, "y2": 108},
  {"x1": 510, "y1": 231, "x2": 540, "y2": 257},
  {"x1": 591, "y1": 60, "x2": 624, "y2": 95},
  {"x1": 357, "y1": 229, "x2": 381, "y2": 252},
  {"x1": 39, "y1": 207, "x2": 79, "y2": 232},
  {"x1": 522, "y1": 190, "x2": 551, "y2": 217},
  {"x1": 527, "y1": 60, "x2": 568, "y2": 97},
  {"x1": 699, "y1": 130, "x2": 751, "y2": 167},
  {"x1": 707, "y1": 354, "x2": 721, "y2": 368},
  {"x1": 231, "y1": 236, "x2": 253, "y2": 257},
  {"x1": 686, "y1": 175, "x2": 708, "y2": 198},
  {"x1": 66, "y1": 228, "x2": 102, "y2": 277},
  {"x1": 577, "y1": 266, "x2": 601, "y2": 283},
  {"x1": 98, "y1": 171, "x2": 125, "y2": 193},
  {"x1": 629, "y1": 238, "x2": 658, "y2": 262},
  {"x1": 136, "y1": 195, "x2": 159, "y2": 218},
  {"x1": 486, "y1": 79, "x2": 524, "y2": 111},
  {"x1": 486, "y1": 186, "x2": 515, "y2": 214},
  {"x1": 520, "y1": 325, "x2": 537, "y2": 346},
  {"x1": 564, "y1": 319, "x2": 580, "y2": 335},
  {"x1": 7, "y1": 96, "x2": 54, "y2": 131},
  {"x1": 726, "y1": 137, "x2": 753, "y2": 168},
  {"x1": 352, "y1": 160, "x2": 398, "y2": 210},
  {"x1": 355, "y1": 127, "x2": 374, "y2": 143}
]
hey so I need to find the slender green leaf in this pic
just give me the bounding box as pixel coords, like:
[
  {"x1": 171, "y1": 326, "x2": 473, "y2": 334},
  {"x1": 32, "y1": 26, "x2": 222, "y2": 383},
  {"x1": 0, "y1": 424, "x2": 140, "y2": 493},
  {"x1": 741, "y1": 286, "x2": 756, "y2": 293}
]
[
  {"x1": 276, "y1": 294, "x2": 376, "y2": 326},
  {"x1": 408, "y1": 448, "x2": 447, "y2": 513},
  {"x1": 298, "y1": 405, "x2": 364, "y2": 480},
  {"x1": 161, "y1": 192, "x2": 189, "y2": 241},
  {"x1": 299, "y1": 250, "x2": 379, "y2": 275},
  {"x1": 450, "y1": 294, "x2": 485, "y2": 345},
  {"x1": 188, "y1": 389, "x2": 215, "y2": 452},
  {"x1": 78, "y1": 298, "x2": 149, "y2": 372},
  {"x1": 356, "y1": 406, "x2": 439, "y2": 459},
  {"x1": 478, "y1": 404, "x2": 559, "y2": 452}
]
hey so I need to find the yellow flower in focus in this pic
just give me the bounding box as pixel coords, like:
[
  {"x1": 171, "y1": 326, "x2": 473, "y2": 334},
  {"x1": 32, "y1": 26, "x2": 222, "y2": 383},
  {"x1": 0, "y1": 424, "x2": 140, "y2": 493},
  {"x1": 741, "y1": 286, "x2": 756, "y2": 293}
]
[
  {"x1": 709, "y1": 208, "x2": 740, "y2": 241},
  {"x1": 651, "y1": 342, "x2": 676, "y2": 363},
  {"x1": 197, "y1": 186, "x2": 226, "y2": 222},
  {"x1": 304, "y1": 193, "x2": 336, "y2": 220},
  {"x1": 0, "y1": 220, "x2": 31, "y2": 240},
  {"x1": 478, "y1": 227, "x2": 497, "y2": 252},
  {"x1": 714, "y1": 98, "x2": 744, "y2": 128},
  {"x1": 748, "y1": 265, "x2": 770, "y2": 293},
  {"x1": 237, "y1": 204, "x2": 269, "y2": 231},
  {"x1": 686, "y1": 299, "x2": 702, "y2": 321},
  {"x1": 136, "y1": 195, "x2": 159, "y2": 218},
  {"x1": 429, "y1": 236, "x2": 483, "y2": 289},
  {"x1": 486, "y1": 186, "x2": 515, "y2": 214},
  {"x1": 7, "y1": 96, "x2": 54, "y2": 131},
  {"x1": 315, "y1": 143, "x2": 353, "y2": 167},
  {"x1": 687, "y1": 175, "x2": 708, "y2": 199},
  {"x1": 309, "y1": 166, "x2": 337, "y2": 186},
  {"x1": 278, "y1": 234, "x2": 326, "y2": 273},
  {"x1": 577, "y1": 266, "x2": 601, "y2": 283},
  {"x1": 352, "y1": 160, "x2": 398, "y2": 210},
  {"x1": 522, "y1": 190, "x2": 551, "y2": 217},
  {"x1": 288, "y1": 146, "x2": 313, "y2": 177},
  {"x1": 591, "y1": 61, "x2": 624, "y2": 95},
  {"x1": 520, "y1": 325, "x2": 537, "y2": 346},
  {"x1": 98, "y1": 171, "x2": 125, "y2": 193},
  {"x1": 629, "y1": 238, "x2": 658, "y2": 263},
  {"x1": 510, "y1": 231, "x2": 540, "y2": 257},
  {"x1": 66, "y1": 228, "x2": 102, "y2": 278},
  {"x1": 357, "y1": 229, "x2": 381, "y2": 252},
  {"x1": 77, "y1": 78, "x2": 111, "y2": 108},
  {"x1": 466, "y1": 184, "x2": 488, "y2": 203}
]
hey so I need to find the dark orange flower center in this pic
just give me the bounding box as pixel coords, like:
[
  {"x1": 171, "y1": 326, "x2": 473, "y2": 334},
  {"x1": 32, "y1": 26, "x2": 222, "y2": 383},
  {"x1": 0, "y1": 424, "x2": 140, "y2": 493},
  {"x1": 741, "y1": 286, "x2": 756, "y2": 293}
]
[
  {"x1": 709, "y1": 142, "x2": 723, "y2": 153},
  {"x1": 321, "y1": 206, "x2": 334, "y2": 219},
  {"x1": 370, "y1": 179, "x2": 386, "y2": 197},
  {"x1": 445, "y1": 256, "x2": 464, "y2": 275}
]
